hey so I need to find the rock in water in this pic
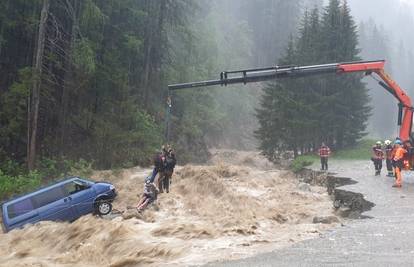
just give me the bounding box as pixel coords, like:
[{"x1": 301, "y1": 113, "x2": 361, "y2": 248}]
[{"x1": 312, "y1": 216, "x2": 340, "y2": 224}]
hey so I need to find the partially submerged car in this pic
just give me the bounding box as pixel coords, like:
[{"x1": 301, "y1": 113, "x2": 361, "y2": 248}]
[{"x1": 1, "y1": 177, "x2": 116, "y2": 232}]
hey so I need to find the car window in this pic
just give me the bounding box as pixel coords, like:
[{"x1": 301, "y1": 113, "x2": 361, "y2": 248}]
[
  {"x1": 7, "y1": 198, "x2": 34, "y2": 219},
  {"x1": 32, "y1": 187, "x2": 65, "y2": 209},
  {"x1": 62, "y1": 180, "x2": 90, "y2": 195}
]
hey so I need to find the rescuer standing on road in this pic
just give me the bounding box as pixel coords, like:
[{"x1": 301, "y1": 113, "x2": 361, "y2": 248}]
[
  {"x1": 371, "y1": 141, "x2": 384, "y2": 176},
  {"x1": 384, "y1": 140, "x2": 394, "y2": 177},
  {"x1": 392, "y1": 140, "x2": 407, "y2": 188},
  {"x1": 318, "y1": 143, "x2": 331, "y2": 171}
]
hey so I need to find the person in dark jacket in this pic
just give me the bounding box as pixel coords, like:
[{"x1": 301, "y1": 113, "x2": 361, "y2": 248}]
[
  {"x1": 147, "y1": 146, "x2": 167, "y2": 192},
  {"x1": 162, "y1": 147, "x2": 176, "y2": 193},
  {"x1": 156, "y1": 146, "x2": 169, "y2": 193}
]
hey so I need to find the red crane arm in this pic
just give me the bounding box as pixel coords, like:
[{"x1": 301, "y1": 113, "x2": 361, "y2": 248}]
[
  {"x1": 338, "y1": 61, "x2": 413, "y2": 141},
  {"x1": 169, "y1": 60, "x2": 414, "y2": 141},
  {"x1": 338, "y1": 61, "x2": 385, "y2": 72}
]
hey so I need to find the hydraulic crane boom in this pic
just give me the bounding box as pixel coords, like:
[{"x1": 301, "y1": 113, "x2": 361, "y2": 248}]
[{"x1": 168, "y1": 60, "x2": 413, "y2": 142}]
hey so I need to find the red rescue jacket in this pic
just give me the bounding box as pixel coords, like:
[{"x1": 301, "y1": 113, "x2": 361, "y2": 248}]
[{"x1": 319, "y1": 146, "x2": 331, "y2": 158}]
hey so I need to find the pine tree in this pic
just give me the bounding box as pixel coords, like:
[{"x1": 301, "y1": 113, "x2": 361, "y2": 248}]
[
  {"x1": 256, "y1": 37, "x2": 303, "y2": 158},
  {"x1": 318, "y1": 0, "x2": 371, "y2": 148},
  {"x1": 256, "y1": 0, "x2": 371, "y2": 160}
]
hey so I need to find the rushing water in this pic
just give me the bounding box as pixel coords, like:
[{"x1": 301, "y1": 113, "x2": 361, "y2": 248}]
[{"x1": 0, "y1": 150, "x2": 337, "y2": 267}]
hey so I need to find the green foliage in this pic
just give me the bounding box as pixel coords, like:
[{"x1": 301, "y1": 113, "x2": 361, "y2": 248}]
[
  {"x1": 79, "y1": 0, "x2": 106, "y2": 37},
  {"x1": 73, "y1": 39, "x2": 96, "y2": 74},
  {"x1": 91, "y1": 108, "x2": 162, "y2": 168},
  {"x1": 0, "y1": 157, "x2": 96, "y2": 200},
  {"x1": 66, "y1": 159, "x2": 94, "y2": 177},
  {"x1": 0, "y1": 0, "x2": 349, "y2": 175},
  {"x1": 0, "y1": 0, "x2": 197, "y2": 170},
  {"x1": 38, "y1": 158, "x2": 93, "y2": 178},
  {"x1": 0, "y1": 68, "x2": 31, "y2": 159},
  {"x1": 38, "y1": 158, "x2": 60, "y2": 178},
  {"x1": 0, "y1": 170, "x2": 42, "y2": 200},
  {"x1": 333, "y1": 139, "x2": 375, "y2": 160},
  {"x1": 290, "y1": 155, "x2": 317, "y2": 173}
]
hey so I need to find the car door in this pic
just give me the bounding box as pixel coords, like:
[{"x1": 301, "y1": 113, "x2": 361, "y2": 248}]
[
  {"x1": 62, "y1": 180, "x2": 95, "y2": 219},
  {"x1": 33, "y1": 186, "x2": 73, "y2": 222}
]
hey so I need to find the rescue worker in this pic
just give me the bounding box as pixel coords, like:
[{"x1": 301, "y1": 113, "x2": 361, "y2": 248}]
[
  {"x1": 371, "y1": 141, "x2": 384, "y2": 176},
  {"x1": 318, "y1": 142, "x2": 331, "y2": 171},
  {"x1": 149, "y1": 150, "x2": 164, "y2": 182},
  {"x1": 156, "y1": 145, "x2": 168, "y2": 193},
  {"x1": 137, "y1": 176, "x2": 158, "y2": 212},
  {"x1": 162, "y1": 146, "x2": 176, "y2": 193},
  {"x1": 384, "y1": 140, "x2": 394, "y2": 177},
  {"x1": 392, "y1": 139, "x2": 407, "y2": 188},
  {"x1": 148, "y1": 146, "x2": 167, "y2": 192}
]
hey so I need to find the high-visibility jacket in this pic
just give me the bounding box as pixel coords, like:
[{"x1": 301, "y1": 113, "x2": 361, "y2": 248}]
[{"x1": 393, "y1": 146, "x2": 407, "y2": 161}]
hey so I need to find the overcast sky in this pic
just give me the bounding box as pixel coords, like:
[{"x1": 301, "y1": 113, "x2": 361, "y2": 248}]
[{"x1": 343, "y1": 0, "x2": 414, "y2": 138}]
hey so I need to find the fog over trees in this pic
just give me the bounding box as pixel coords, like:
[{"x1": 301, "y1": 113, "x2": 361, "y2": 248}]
[
  {"x1": 0, "y1": 0, "x2": 412, "y2": 177},
  {"x1": 346, "y1": 0, "x2": 414, "y2": 139}
]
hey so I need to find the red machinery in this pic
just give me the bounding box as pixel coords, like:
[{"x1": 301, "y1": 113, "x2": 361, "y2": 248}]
[{"x1": 168, "y1": 60, "x2": 414, "y2": 167}]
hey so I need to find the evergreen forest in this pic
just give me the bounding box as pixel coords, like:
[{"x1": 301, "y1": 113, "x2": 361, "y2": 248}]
[{"x1": 1, "y1": 0, "x2": 412, "y2": 197}]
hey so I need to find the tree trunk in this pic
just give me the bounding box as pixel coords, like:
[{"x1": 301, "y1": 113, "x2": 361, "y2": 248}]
[
  {"x1": 141, "y1": 0, "x2": 157, "y2": 107},
  {"x1": 60, "y1": 0, "x2": 78, "y2": 156},
  {"x1": 28, "y1": 0, "x2": 49, "y2": 170}
]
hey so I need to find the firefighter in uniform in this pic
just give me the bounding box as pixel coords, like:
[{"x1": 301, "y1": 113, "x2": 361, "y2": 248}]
[{"x1": 371, "y1": 141, "x2": 384, "y2": 176}]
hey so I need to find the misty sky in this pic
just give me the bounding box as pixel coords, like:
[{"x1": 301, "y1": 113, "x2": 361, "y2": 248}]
[
  {"x1": 319, "y1": 0, "x2": 414, "y2": 139},
  {"x1": 352, "y1": 0, "x2": 414, "y2": 139}
]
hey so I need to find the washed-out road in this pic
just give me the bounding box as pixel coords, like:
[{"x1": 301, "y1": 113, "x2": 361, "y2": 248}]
[{"x1": 207, "y1": 160, "x2": 414, "y2": 267}]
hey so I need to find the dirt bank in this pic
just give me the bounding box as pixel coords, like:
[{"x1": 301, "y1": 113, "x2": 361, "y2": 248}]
[{"x1": 0, "y1": 150, "x2": 337, "y2": 267}]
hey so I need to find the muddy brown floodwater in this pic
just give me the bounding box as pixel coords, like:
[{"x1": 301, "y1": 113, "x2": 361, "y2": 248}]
[{"x1": 0, "y1": 150, "x2": 339, "y2": 267}]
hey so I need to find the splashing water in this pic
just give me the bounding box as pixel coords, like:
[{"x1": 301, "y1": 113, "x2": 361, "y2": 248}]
[{"x1": 0, "y1": 150, "x2": 337, "y2": 267}]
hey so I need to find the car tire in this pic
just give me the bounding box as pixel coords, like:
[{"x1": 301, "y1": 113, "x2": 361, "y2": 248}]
[{"x1": 95, "y1": 200, "x2": 112, "y2": 216}]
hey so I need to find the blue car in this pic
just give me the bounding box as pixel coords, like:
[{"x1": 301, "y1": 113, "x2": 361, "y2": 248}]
[{"x1": 1, "y1": 177, "x2": 116, "y2": 232}]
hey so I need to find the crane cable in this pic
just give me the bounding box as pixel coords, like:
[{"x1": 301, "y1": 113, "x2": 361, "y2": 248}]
[
  {"x1": 165, "y1": 90, "x2": 172, "y2": 143},
  {"x1": 368, "y1": 73, "x2": 401, "y2": 137}
]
